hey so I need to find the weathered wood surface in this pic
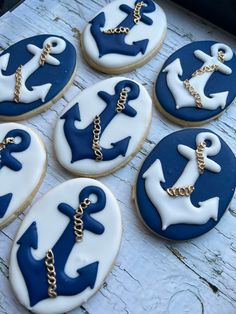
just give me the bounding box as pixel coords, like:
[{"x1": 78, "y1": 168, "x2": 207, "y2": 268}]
[{"x1": 1, "y1": 0, "x2": 236, "y2": 313}]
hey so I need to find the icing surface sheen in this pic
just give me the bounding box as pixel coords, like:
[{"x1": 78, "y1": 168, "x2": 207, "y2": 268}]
[{"x1": 136, "y1": 128, "x2": 236, "y2": 240}]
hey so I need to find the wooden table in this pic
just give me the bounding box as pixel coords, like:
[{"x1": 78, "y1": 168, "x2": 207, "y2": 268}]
[{"x1": 1, "y1": 1, "x2": 236, "y2": 313}]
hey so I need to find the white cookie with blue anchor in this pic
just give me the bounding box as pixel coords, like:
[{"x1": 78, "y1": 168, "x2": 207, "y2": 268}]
[
  {"x1": 0, "y1": 123, "x2": 46, "y2": 229},
  {"x1": 10, "y1": 178, "x2": 122, "y2": 314},
  {"x1": 82, "y1": 0, "x2": 167, "y2": 73},
  {"x1": 155, "y1": 41, "x2": 236, "y2": 126},
  {"x1": 0, "y1": 34, "x2": 76, "y2": 120},
  {"x1": 54, "y1": 77, "x2": 152, "y2": 177},
  {"x1": 134, "y1": 129, "x2": 236, "y2": 240}
]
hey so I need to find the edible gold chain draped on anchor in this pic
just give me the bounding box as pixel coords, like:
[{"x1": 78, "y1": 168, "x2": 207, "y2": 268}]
[
  {"x1": 166, "y1": 185, "x2": 195, "y2": 197},
  {"x1": 0, "y1": 137, "x2": 15, "y2": 151},
  {"x1": 45, "y1": 249, "x2": 57, "y2": 298},
  {"x1": 14, "y1": 65, "x2": 23, "y2": 103},
  {"x1": 104, "y1": 1, "x2": 145, "y2": 35},
  {"x1": 92, "y1": 115, "x2": 103, "y2": 161},
  {"x1": 39, "y1": 43, "x2": 52, "y2": 66},
  {"x1": 116, "y1": 87, "x2": 129, "y2": 112},
  {"x1": 183, "y1": 50, "x2": 225, "y2": 108},
  {"x1": 74, "y1": 198, "x2": 91, "y2": 243},
  {"x1": 195, "y1": 141, "x2": 206, "y2": 174}
]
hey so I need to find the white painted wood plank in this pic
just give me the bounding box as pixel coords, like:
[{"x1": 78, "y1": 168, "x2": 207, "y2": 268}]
[{"x1": 1, "y1": 0, "x2": 236, "y2": 313}]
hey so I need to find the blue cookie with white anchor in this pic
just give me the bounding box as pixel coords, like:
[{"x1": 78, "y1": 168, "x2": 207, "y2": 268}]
[
  {"x1": 82, "y1": 0, "x2": 167, "y2": 74},
  {"x1": 154, "y1": 41, "x2": 236, "y2": 126},
  {"x1": 134, "y1": 128, "x2": 236, "y2": 240},
  {"x1": 0, "y1": 34, "x2": 76, "y2": 120},
  {"x1": 54, "y1": 77, "x2": 152, "y2": 177},
  {"x1": 0, "y1": 123, "x2": 47, "y2": 229},
  {"x1": 9, "y1": 178, "x2": 122, "y2": 314}
]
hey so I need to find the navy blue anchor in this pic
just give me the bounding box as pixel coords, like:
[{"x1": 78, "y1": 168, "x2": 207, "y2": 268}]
[
  {"x1": 16, "y1": 186, "x2": 106, "y2": 307},
  {"x1": 61, "y1": 80, "x2": 139, "y2": 163},
  {"x1": 0, "y1": 129, "x2": 31, "y2": 219},
  {"x1": 90, "y1": 0, "x2": 155, "y2": 57}
]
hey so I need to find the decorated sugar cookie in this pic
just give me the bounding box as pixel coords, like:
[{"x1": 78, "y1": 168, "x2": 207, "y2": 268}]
[
  {"x1": 54, "y1": 77, "x2": 152, "y2": 177},
  {"x1": 134, "y1": 129, "x2": 236, "y2": 240},
  {"x1": 154, "y1": 41, "x2": 236, "y2": 126},
  {"x1": 0, "y1": 35, "x2": 76, "y2": 120},
  {"x1": 81, "y1": 0, "x2": 167, "y2": 74},
  {"x1": 10, "y1": 178, "x2": 122, "y2": 314},
  {"x1": 0, "y1": 123, "x2": 46, "y2": 229}
]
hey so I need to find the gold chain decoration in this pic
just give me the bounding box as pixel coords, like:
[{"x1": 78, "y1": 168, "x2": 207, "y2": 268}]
[
  {"x1": 166, "y1": 185, "x2": 195, "y2": 197},
  {"x1": 104, "y1": 1, "x2": 145, "y2": 34},
  {"x1": 116, "y1": 88, "x2": 129, "y2": 112},
  {"x1": 74, "y1": 198, "x2": 91, "y2": 243},
  {"x1": 0, "y1": 137, "x2": 15, "y2": 151},
  {"x1": 92, "y1": 115, "x2": 103, "y2": 161},
  {"x1": 133, "y1": 1, "x2": 145, "y2": 24},
  {"x1": 184, "y1": 50, "x2": 225, "y2": 108},
  {"x1": 14, "y1": 65, "x2": 23, "y2": 103},
  {"x1": 39, "y1": 43, "x2": 52, "y2": 66},
  {"x1": 45, "y1": 249, "x2": 57, "y2": 298},
  {"x1": 183, "y1": 79, "x2": 203, "y2": 108},
  {"x1": 195, "y1": 141, "x2": 206, "y2": 174},
  {"x1": 104, "y1": 27, "x2": 130, "y2": 35}
]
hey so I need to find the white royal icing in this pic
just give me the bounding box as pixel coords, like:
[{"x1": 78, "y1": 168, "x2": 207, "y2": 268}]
[
  {"x1": 82, "y1": 0, "x2": 167, "y2": 69},
  {"x1": 143, "y1": 132, "x2": 221, "y2": 230},
  {"x1": 54, "y1": 77, "x2": 152, "y2": 176},
  {"x1": 9, "y1": 178, "x2": 122, "y2": 314},
  {"x1": 0, "y1": 123, "x2": 46, "y2": 228},
  {"x1": 163, "y1": 43, "x2": 233, "y2": 110},
  {"x1": 0, "y1": 37, "x2": 66, "y2": 103}
]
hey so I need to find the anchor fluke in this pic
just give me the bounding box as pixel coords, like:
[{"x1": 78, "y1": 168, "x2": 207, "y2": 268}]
[
  {"x1": 77, "y1": 261, "x2": 99, "y2": 289},
  {"x1": 31, "y1": 83, "x2": 52, "y2": 102},
  {"x1": 17, "y1": 222, "x2": 38, "y2": 250},
  {"x1": 0, "y1": 193, "x2": 13, "y2": 218}
]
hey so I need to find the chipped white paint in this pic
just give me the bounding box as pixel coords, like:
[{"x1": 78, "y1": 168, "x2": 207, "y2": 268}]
[{"x1": 0, "y1": 0, "x2": 236, "y2": 313}]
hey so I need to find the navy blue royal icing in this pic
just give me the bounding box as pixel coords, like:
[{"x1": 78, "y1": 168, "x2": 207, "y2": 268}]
[
  {"x1": 61, "y1": 79, "x2": 139, "y2": 162},
  {"x1": 0, "y1": 129, "x2": 31, "y2": 171},
  {"x1": 0, "y1": 193, "x2": 13, "y2": 218},
  {"x1": 136, "y1": 128, "x2": 236, "y2": 240},
  {"x1": 0, "y1": 35, "x2": 76, "y2": 117},
  {"x1": 90, "y1": 0, "x2": 155, "y2": 57},
  {"x1": 155, "y1": 41, "x2": 236, "y2": 123},
  {"x1": 17, "y1": 186, "x2": 106, "y2": 307}
]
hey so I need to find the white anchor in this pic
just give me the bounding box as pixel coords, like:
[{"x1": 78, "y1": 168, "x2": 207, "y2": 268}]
[
  {"x1": 163, "y1": 43, "x2": 233, "y2": 110},
  {"x1": 0, "y1": 36, "x2": 66, "y2": 103},
  {"x1": 143, "y1": 132, "x2": 221, "y2": 230}
]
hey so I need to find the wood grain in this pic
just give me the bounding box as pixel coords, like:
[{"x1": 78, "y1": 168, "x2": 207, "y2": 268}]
[{"x1": 1, "y1": 0, "x2": 236, "y2": 313}]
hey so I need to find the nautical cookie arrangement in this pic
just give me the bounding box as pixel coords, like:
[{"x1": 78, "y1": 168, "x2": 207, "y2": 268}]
[
  {"x1": 0, "y1": 34, "x2": 76, "y2": 121},
  {"x1": 54, "y1": 77, "x2": 152, "y2": 177},
  {"x1": 1, "y1": 0, "x2": 236, "y2": 313}
]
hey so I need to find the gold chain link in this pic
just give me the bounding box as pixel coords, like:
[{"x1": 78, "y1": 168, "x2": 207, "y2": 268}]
[
  {"x1": 74, "y1": 198, "x2": 91, "y2": 243},
  {"x1": 104, "y1": 27, "x2": 130, "y2": 35},
  {"x1": 133, "y1": 1, "x2": 145, "y2": 24},
  {"x1": 116, "y1": 88, "x2": 129, "y2": 112},
  {"x1": 0, "y1": 137, "x2": 15, "y2": 151},
  {"x1": 183, "y1": 79, "x2": 203, "y2": 108},
  {"x1": 14, "y1": 65, "x2": 23, "y2": 103},
  {"x1": 196, "y1": 141, "x2": 206, "y2": 174},
  {"x1": 45, "y1": 249, "x2": 57, "y2": 298},
  {"x1": 166, "y1": 185, "x2": 195, "y2": 197},
  {"x1": 39, "y1": 43, "x2": 52, "y2": 66},
  {"x1": 92, "y1": 115, "x2": 103, "y2": 161}
]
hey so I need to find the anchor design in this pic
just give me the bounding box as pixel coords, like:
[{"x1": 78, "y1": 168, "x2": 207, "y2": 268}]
[
  {"x1": 61, "y1": 80, "x2": 139, "y2": 163},
  {"x1": 90, "y1": 0, "x2": 155, "y2": 57},
  {"x1": 143, "y1": 132, "x2": 221, "y2": 230},
  {"x1": 16, "y1": 186, "x2": 106, "y2": 307},
  {"x1": 0, "y1": 36, "x2": 66, "y2": 103},
  {"x1": 163, "y1": 43, "x2": 233, "y2": 110},
  {"x1": 0, "y1": 129, "x2": 31, "y2": 171},
  {"x1": 0, "y1": 193, "x2": 12, "y2": 218}
]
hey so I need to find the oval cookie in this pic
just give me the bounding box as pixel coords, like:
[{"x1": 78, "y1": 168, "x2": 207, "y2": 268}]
[
  {"x1": 0, "y1": 123, "x2": 46, "y2": 229},
  {"x1": 0, "y1": 34, "x2": 76, "y2": 120},
  {"x1": 82, "y1": 0, "x2": 167, "y2": 74},
  {"x1": 54, "y1": 77, "x2": 152, "y2": 177},
  {"x1": 154, "y1": 41, "x2": 236, "y2": 126},
  {"x1": 9, "y1": 178, "x2": 122, "y2": 314},
  {"x1": 134, "y1": 128, "x2": 236, "y2": 240}
]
